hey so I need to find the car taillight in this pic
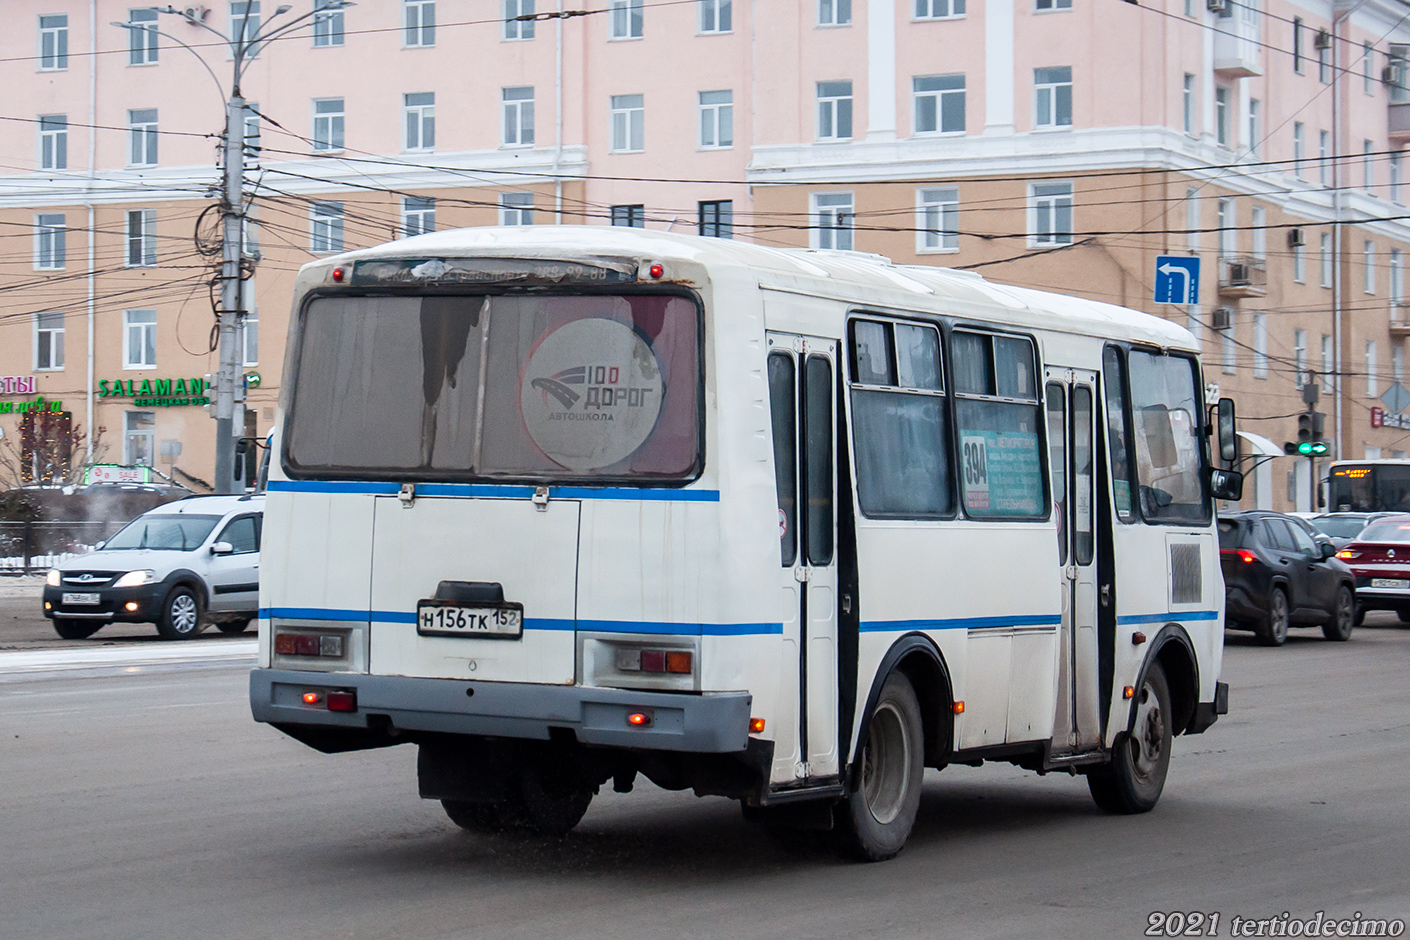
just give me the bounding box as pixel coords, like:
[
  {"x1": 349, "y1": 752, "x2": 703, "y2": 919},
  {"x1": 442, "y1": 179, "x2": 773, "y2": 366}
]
[
  {"x1": 1336, "y1": 549, "x2": 1359, "y2": 559},
  {"x1": 275, "y1": 631, "x2": 345, "y2": 658},
  {"x1": 616, "y1": 648, "x2": 693, "y2": 675},
  {"x1": 1221, "y1": 549, "x2": 1257, "y2": 564}
]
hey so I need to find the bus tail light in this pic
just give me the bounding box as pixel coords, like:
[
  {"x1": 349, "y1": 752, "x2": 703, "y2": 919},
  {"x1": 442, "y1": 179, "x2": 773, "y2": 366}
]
[
  {"x1": 627, "y1": 711, "x2": 653, "y2": 727},
  {"x1": 275, "y1": 631, "x2": 345, "y2": 658},
  {"x1": 616, "y1": 648, "x2": 693, "y2": 675},
  {"x1": 749, "y1": 717, "x2": 766, "y2": 733},
  {"x1": 301, "y1": 688, "x2": 356, "y2": 712}
]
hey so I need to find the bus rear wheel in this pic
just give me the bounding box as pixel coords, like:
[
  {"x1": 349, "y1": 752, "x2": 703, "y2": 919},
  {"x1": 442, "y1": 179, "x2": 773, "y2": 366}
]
[
  {"x1": 1088, "y1": 662, "x2": 1172, "y2": 814},
  {"x1": 836, "y1": 671, "x2": 924, "y2": 862}
]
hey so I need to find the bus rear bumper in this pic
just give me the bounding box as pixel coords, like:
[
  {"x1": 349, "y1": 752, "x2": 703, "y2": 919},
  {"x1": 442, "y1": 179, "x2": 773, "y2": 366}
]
[{"x1": 249, "y1": 668, "x2": 753, "y2": 754}]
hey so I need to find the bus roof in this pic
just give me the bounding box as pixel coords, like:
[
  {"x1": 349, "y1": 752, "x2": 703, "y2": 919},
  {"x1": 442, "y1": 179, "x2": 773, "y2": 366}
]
[{"x1": 306, "y1": 226, "x2": 1198, "y2": 352}]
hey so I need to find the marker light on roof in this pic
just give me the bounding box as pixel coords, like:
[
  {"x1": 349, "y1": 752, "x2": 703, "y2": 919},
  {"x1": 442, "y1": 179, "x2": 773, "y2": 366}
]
[
  {"x1": 331, "y1": 266, "x2": 347, "y2": 283},
  {"x1": 648, "y1": 262, "x2": 664, "y2": 279}
]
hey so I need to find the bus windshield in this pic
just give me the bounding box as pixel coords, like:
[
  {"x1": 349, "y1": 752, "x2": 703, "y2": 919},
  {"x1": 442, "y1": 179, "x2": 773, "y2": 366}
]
[
  {"x1": 1328, "y1": 464, "x2": 1410, "y2": 512},
  {"x1": 284, "y1": 293, "x2": 701, "y2": 482}
]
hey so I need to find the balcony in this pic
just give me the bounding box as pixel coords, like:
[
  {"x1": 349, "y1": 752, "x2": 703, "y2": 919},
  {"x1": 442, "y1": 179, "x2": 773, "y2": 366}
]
[
  {"x1": 1217, "y1": 255, "x2": 1267, "y2": 298},
  {"x1": 1390, "y1": 102, "x2": 1410, "y2": 143},
  {"x1": 1213, "y1": 13, "x2": 1262, "y2": 77},
  {"x1": 1390, "y1": 301, "x2": 1410, "y2": 336}
]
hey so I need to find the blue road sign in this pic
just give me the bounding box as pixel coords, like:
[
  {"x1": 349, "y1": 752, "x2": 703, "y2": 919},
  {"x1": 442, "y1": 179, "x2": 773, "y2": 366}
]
[{"x1": 1153, "y1": 255, "x2": 1201, "y2": 304}]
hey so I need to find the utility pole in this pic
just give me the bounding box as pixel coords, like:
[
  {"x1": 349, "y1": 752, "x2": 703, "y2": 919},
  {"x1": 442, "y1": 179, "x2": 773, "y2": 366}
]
[{"x1": 124, "y1": 3, "x2": 353, "y2": 491}]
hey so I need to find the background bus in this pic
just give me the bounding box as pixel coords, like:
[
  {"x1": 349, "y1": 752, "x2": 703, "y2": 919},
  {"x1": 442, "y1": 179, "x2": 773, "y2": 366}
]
[{"x1": 1327, "y1": 460, "x2": 1410, "y2": 513}]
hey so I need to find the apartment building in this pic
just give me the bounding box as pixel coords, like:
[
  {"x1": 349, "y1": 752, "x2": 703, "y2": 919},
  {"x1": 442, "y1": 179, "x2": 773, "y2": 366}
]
[{"x1": 3, "y1": 0, "x2": 1410, "y2": 507}]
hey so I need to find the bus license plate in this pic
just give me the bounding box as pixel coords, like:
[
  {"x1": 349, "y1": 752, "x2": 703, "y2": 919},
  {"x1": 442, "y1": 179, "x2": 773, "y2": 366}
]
[
  {"x1": 1371, "y1": 578, "x2": 1409, "y2": 589},
  {"x1": 417, "y1": 602, "x2": 523, "y2": 639},
  {"x1": 62, "y1": 593, "x2": 100, "y2": 605}
]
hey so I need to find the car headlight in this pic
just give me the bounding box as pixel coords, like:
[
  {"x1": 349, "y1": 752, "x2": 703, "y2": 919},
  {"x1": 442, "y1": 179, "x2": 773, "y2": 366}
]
[
  {"x1": 46, "y1": 569, "x2": 60, "y2": 587},
  {"x1": 113, "y1": 570, "x2": 155, "y2": 588}
]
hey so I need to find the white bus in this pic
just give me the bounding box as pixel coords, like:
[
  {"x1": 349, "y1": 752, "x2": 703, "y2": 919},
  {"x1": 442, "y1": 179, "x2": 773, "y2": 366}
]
[{"x1": 250, "y1": 228, "x2": 1240, "y2": 860}]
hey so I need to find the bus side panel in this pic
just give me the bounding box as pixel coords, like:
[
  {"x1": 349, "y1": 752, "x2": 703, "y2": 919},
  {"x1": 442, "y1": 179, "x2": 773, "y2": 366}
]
[{"x1": 259, "y1": 490, "x2": 375, "y2": 670}]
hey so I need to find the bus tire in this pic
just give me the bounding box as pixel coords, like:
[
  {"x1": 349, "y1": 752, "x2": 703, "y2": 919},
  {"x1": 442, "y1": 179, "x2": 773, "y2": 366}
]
[
  {"x1": 1322, "y1": 587, "x2": 1354, "y2": 641},
  {"x1": 441, "y1": 800, "x2": 512, "y2": 833},
  {"x1": 515, "y1": 762, "x2": 594, "y2": 837},
  {"x1": 1256, "y1": 588, "x2": 1289, "y2": 646},
  {"x1": 836, "y1": 671, "x2": 924, "y2": 862},
  {"x1": 1087, "y1": 662, "x2": 1173, "y2": 815}
]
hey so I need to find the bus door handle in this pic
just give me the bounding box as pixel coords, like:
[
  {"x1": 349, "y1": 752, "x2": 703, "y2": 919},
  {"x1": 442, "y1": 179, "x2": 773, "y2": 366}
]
[{"x1": 1100, "y1": 584, "x2": 1111, "y2": 607}]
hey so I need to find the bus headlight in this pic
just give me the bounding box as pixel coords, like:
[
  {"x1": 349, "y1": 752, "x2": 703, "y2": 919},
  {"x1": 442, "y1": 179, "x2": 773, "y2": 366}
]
[{"x1": 113, "y1": 570, "x2": 155, "y2": 588}]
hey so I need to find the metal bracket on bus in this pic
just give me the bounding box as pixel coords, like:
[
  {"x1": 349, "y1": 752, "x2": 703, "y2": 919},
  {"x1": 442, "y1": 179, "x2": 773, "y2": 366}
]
[
  {"x1": 794, "y1": 566, "x2": 810, "y2": 583},
  {"x1": 532, "y1": 486, "x2": 550, "y2": 511},
  {"x1": 399, "y1": 483, "x2": 416, "y2": 507}
]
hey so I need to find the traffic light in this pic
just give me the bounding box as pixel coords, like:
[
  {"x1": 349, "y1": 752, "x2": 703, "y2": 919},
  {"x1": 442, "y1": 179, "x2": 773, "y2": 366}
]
[
  {"x1": 1297, "y1": 413, "x2": 1313, "y2": 445},
  {"x1": 1292, "y1": 410, "x2": 1329, "y2": 455}
]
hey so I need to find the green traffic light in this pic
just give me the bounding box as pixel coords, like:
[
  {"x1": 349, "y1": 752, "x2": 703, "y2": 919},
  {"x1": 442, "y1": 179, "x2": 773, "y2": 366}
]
[{"x1": 1297, "y1": 441, "x2": 1329, "y2": 456}]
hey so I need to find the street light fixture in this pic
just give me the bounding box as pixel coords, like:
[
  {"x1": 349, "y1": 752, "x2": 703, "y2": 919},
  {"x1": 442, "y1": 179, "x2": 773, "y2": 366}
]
[{"x1": 115, "y1": 1, "x2": 354, "y2": 492}]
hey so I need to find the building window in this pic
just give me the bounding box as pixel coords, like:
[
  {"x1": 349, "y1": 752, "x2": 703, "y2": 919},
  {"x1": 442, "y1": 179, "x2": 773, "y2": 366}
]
[
  {"x1": 244, "y1": 105, "x2": 261, "y2": 156},
  {"x1": 1365, "y1": 241, "x2": 1376, "y2": 294},
  {"x1": 817, "y1": 81, "x2": 854, "y2": 140},
  {"x1": 1214, "y1": 87, "x2": 1228, "y2": 146},
  {"x1": 1320, "y1": 232, "x2": 1333, "y2": 287},
  {"x1": 128, "y1": 8, "x2": 159, "y2": 64},
  {"x1": 1392, "y1": 249, "x2": 1404, "y2": 303},
  {"x1": 1322, "y1": 335, "x2": 1333, "y2": 392},
  {"x1": 1293, "y1": 242, "x2": 1305, "y2": 282},
  {"x1": 1036, "y1": 0, "x2": 1071, "y2": 9},
  {"x1": 699, "y1": 200, "x2": 732, "y2": 237},
  {"x1": 403, "y1": 92, "x2": 435, "y2": 151},
  {"x1": 610, "y1": 204, "x2": 645, "y2": 227},
  {"x1": 403, "y1": 196, "x2": 435, "y2": 236},
  {"x1": 38, "y1": 115, "x2": 67, "y2": 170},
  {"x1": 128, "y1": 109, "x2": 158, "y2": 166},
  {"x1": 610, "y1": 0, "x2": 643, "y2": 38},
  {"x1": 914, "y1": 75, "x2": 965, "y2": 134},
  {"x1": 1293, "y1": 17, "x2": 1304, "y2": 73},
  {"x1": 1247, "y1": 98, "x2": 1259, "y2": 156},
  {"x1": 1319, "y1": 130, "x2": 1330, "y2": 186},
  {"x1": 818, "y1": 0, "x2": 851, "y2": 25},
  {"x1": 812, "y1": 192, "x2": 854, "y2": 250},
  {"x1": 1365, "y1": 41, "x2": 1375, "y2": 94},
  {"x1": 503, "y1": 86, "x2": 535, "y2": 146},
  {"x1": 1295, "y1": 329, "x2": 1308, "y2": 386},
  {"x1": 312, "y1": 98, "x2": 344, "y2": 151},
  {"x1": 1216, "y1": 198, "x2": 1234, "y2": 256},
  {"x1": 405, "y1": 0, "x2": 435, "y2": 46},
  {"x1": 1365, "y1": 139, "x2": 1375, "y2": 192},
  {"x1": 1251, "y1": 205, "x2": 1266, "y2": 260},
  {"x1": 1185, "y1": 189, "x2": 1199, "y2": 251},
  {"x1": 501, "y1": 192, "x2": 534, "y2": 225},
  {"x1": 1367, "y1": 341, "x2": 1379, "y2": 397},
  {"x1": 124, "y1": 309, "x2": 158, "y2": 369},
  {"x1": 230, "y1": 2, "x2": 261, "y2": 50},
  {"x1": 34, "y1": 213, "x2": 65, "y2": 270},
  {"x1": 1033, "y1": 67, "x2": 1072, "y2": 129},
  {"x1": 241, "y1": 278, "x2": 258, "y2": 367},
  {"x1": 610, "y1": 94, "x2": 644, "y2": 152},
  {"x1": 1253, "y1": 312, "x2": 1267, "y2": 378},
  {"x1": 314, "y1": 0, "x2": 345, "y2": 46},
  {"x1": 311, "y1": 201, "x2": 344, "y2": 252},
  {"x1": 699, "y1": 0, "x2": 731, "y2": 32},
  {"x1": 35, "y1": 313, "x2": 64, "y2": 371},
  {"x1": 1392, "y1": 152, "x2": 1403, "y2": 204},
  {"x1": 1293, "y1": 122, "x2": 1305, "y2": 178},
  {"x1": 1182, "y1": 74, "x2": 1195, "y2": 135},
  {"x1": 504, "y1": 0, "x2": 535, "y2": 39},
  {"x1": 1398, "y1": 344, "x2": 1407, "y2": 385},
  {"x1": 915, "y1": 0, "x2": 964, "y2": 18},
  {"x1": 1319, "y1": 44, "x2": 1330, "y2": 83},
  {"x1": 1221, "y1": 310, "x2": 1236, "y2": 375},
  {"x1": 699, "y1": 90, "x2": 733, "y2": 148},
  {"x1": 38, "y1": 14, "x2": 68, "y2": 70},
  {"x1": 917, "y1": 186, "x2": 959, "y2": 251},
  {"x1": 1030, "y1": 181, "x2": 1073, "y2": 246},
  {"x1": 126, "y1": 209, "x2": 156, "y2": 267},
  {"x1": 124, "y1": 411, "x2": 156, "y2": 466}
]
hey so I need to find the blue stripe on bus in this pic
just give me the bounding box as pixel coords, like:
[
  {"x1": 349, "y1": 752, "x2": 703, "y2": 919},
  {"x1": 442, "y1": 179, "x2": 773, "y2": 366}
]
[
  {"x1": 1117, "y1": 610, "x2": 1220, "y2": 625},
  {"x1": 860, "y1": 614, "x2": 1063, "y2": 633},
  {"x1": 265, "y1": 480, "x2": 720, "y2": 502},
  {"x1": 260, "y1": 608, "x2": 777, "y2": 635}
]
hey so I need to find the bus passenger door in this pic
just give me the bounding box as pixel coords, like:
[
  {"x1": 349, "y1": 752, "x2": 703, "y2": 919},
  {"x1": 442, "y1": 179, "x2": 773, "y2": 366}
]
[
  {"x1": 1046, "y1": 369, "x2": 1102, "y2": 752},
  {"x1": 767, "y1": 333, "x2": 840, "y2": 784}
]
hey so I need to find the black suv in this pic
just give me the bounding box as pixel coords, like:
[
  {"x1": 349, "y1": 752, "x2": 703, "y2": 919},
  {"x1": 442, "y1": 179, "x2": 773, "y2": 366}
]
[{"x1": 1218, "y1": 511, "x2": 1356, "y2": 646}]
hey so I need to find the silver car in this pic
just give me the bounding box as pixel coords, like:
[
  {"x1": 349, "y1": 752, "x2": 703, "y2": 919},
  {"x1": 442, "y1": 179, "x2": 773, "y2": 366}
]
[{"x1": 43, "y1": 495, "x2": 264, "y2": 640}]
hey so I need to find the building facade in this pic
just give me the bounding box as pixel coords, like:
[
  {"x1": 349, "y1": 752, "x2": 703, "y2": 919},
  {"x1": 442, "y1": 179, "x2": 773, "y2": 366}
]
[{"x1": 3, "y1": 0, "x2": 1410, "y2": 507}]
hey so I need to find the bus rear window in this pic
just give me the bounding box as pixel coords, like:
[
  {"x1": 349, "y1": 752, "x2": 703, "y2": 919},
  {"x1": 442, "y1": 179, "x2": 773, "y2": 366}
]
[{"x1": 285, "y1": 293, "x2": 700, "y2": 481}]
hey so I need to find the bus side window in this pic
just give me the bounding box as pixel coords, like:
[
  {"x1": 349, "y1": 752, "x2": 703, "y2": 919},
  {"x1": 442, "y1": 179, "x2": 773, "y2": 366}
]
[
  {"x1": 768, "y1": 351, "x2": 798, "y2": 566},
  {"x1": 1102, "y1": 346, "x2": 1136, "y2": 522},
  {"x1": 952, "y1": 331, "x2": 1046, "y2": 520}
]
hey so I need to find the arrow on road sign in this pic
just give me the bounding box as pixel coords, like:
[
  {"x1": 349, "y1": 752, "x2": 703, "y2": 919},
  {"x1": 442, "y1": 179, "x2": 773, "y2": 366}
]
[{"x1": 1153, "y1": 255, "x2": 1201, "y2": 305}]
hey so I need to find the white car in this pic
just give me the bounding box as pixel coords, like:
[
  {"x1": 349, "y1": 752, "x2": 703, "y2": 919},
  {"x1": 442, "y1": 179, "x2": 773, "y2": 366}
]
[{"x1": 43, "y1": 495, "x2": 264, "y2": 640}]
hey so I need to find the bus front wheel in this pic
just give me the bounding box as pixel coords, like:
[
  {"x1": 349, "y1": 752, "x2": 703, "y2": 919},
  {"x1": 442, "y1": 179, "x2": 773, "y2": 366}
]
[
  {"x1": 1088, "y1": 662, "x2": 1173, "y2": 814},
  {"x1": 837, "y1": 671, "x2": 925, "y2": 862}
]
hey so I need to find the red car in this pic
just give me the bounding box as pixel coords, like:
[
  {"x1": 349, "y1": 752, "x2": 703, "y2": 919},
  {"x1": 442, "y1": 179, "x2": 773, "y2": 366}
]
[{"x1": 1336, "y1": 514, "x2": 1410, "y2": 623}]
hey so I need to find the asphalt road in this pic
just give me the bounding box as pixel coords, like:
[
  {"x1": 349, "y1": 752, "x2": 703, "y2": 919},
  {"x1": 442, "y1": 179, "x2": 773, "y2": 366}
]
[
  {"x1": 0, "y1": 585, "x2": 252, "y2": 651},
  {"x1": 2, "y1": 619, "x2": 1408, "y2": 940}
]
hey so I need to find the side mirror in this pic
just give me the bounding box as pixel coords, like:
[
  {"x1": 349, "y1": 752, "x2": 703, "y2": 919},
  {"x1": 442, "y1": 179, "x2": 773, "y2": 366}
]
[
  {"x1": 1210, "y1": 467, "x2": 1244, "y2": 502},
  {"x1": 210, "y1": 541, "x2": 234, "y2": 555},
  {"x1": 1217, "y1": 397, "x2": 1239, "y2": 464},
  {"x1": 1320, "y1": 541, "x2": 1338, "y2": 559}
]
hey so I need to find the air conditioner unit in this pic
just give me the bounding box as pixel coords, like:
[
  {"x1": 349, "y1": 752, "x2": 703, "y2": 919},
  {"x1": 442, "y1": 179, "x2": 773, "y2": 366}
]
[
  {"x1": 1288, "y1": 227, "x2": 1306, "y2": 248},
  {"x1": 1384, "y1": 66, "x2": 1397, "y2": 84},
  {"x1": 182, "y1": 5, "x2": 210, "y2": 23},
  {"x1": 1212, "y1": 306, "x2": 1234, "y2": 330},
  {"x1": 1227, "y1": 262, "x2": 1251, "y2": 285},
  {"x1": 1315, "y1": 29, "x2": 1332, "y2": 51},
  {"x1": 1206, "y1": 0, "x2": 1227, "y2": 12}
]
